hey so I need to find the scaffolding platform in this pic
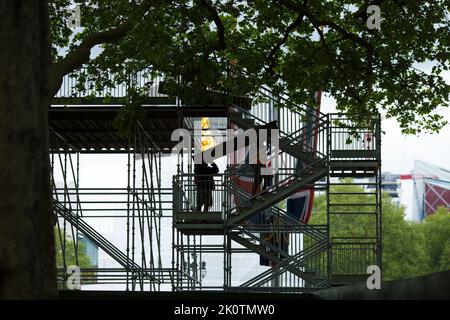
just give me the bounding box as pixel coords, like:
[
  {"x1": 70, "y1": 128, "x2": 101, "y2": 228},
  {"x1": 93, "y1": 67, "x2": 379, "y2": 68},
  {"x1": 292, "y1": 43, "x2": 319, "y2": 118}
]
[
  {"x1": 330, "y1": 160, "x2": 379, "y2": 177},
  {"x1": 174, "y1": 223, "x2": 225, "y2": 235},
  {"x1": 175, "y1": 212, "x2": 223, "y2": 222},
  {"x1": 49, "y1": 105, "x2": 229, "y2": 153}
]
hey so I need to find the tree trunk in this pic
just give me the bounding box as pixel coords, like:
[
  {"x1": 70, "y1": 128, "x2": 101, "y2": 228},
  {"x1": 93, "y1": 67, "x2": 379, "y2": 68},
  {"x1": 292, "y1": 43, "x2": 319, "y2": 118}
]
[{"x1": 0, "y1": 1, "x2": 56, "y2": 298}]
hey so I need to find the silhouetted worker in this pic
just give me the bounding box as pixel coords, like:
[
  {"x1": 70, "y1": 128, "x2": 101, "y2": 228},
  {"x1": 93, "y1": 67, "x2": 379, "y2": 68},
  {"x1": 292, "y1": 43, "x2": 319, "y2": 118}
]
[
  {"x1": 250, "y1": 132, "x2": 274, "y2": 196},
  {"x1": 251, "y1": 160, "x2": 272, "y2": 196},
  {"x1": 252, "y1": 162, "x2": 264, "y2": 196},
  {"x1": 194, "y1": 161, "x2": 219, "y2": 212}
]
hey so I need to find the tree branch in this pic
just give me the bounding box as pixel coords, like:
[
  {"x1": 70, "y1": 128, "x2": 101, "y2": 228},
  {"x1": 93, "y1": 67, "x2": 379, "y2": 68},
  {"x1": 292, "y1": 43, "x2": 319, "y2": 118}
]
[
  {"x1": 49, "y1": 0, "x2": 155, "y2": 96},
  {"x1": 199, "y1": 0, "x2": 225, "y2": 51},
  {"x1": 278, "y1": 0, "x2": 374, "y2": 52},
  {"x1": 267, "y1": 13, "x2": 305, "y2": 74},
  {"x1": 278, "y1": 0, "x2": 375, "y2": 78}
]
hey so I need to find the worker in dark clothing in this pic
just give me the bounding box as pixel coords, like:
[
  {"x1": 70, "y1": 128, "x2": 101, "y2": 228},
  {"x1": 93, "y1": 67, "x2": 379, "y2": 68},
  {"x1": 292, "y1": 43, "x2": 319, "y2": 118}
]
[
  {"x1": 194, "y1": 161, "x2": 219, "y2": 212},
  {"x1": 251, "y1": 160, "x2": 273, "y2": 196},
  {"x1": 251, "y1": 162, "x2": 264, "y2": 196}
]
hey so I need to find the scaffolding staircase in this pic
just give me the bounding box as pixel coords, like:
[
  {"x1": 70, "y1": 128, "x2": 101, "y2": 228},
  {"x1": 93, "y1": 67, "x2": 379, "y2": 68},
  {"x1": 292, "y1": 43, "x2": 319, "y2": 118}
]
[
  {"x1": 326, "y1": 113, "x2": 382, "y2": 285},
  {"x1": 173, "y1": 87, "x2": 381, "y2": 292},
  {"x1": 53, "y1": 199, "x2": 158, "y2": 283},
  {"x1": 225, "y1": 104, "x2": 328, "y2": 290},
  {"x1": 49, "y1": 66, "x2": 381, "y2": 292},
  {"x1": 226, "y1": 186, "x2": 329, "y2": 287},
  {"x1": 174, "y1": 98, "x2": 331, "y2": 290},
  {"x1": 227, "y1": 159, "x2": 327, "y2": 226}
]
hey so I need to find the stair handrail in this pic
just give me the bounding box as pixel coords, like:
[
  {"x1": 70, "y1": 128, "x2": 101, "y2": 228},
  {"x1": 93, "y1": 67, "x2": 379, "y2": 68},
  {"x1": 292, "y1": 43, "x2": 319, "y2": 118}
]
[
  {"x1": 230, "y1": 103, "x2": 328, "y2": 142},
  {"x1": 226, "y1": 64, "x2": 326, "y2": 119},
  {"x1": 238, "y1": 239, "x2": 328, "y2": 287},
  {"x1": 53, "y1": 199, "x2": 163, "y2": 283},
  {"x1": 225, "y1": 104, "x2": 328, "y2": 180},
  {"x1": 54, "y1": 200, "x2": 137, "y2": 267},
  {"x1": 226, "y1": 157, "x2": 326, "y2": 217},
  {"x1": 224, "y1": 122, "x2": 328, "y2": 181},
  {"x1": 228, "y1": 185, "x2": 327, "y2": 240}
]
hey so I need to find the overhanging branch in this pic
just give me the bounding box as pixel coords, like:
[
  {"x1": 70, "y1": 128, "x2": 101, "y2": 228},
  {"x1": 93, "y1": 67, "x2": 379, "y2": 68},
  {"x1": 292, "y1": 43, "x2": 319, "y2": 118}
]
[
  {"x1": 278, "y1": 0, "x2": 375, "y2": 78},
  {"x1": 199, "y1": 0, "x2": 226, "y2": 51},
  {"x1": 267, "y1": 13, "x2": 305, "y2": 74},
  {"x1": 50, "y1": 0, "x2": 155, "y2": 96},
  {"x1": 278, "y1": 0, "x2": 374, "y2": 53}
]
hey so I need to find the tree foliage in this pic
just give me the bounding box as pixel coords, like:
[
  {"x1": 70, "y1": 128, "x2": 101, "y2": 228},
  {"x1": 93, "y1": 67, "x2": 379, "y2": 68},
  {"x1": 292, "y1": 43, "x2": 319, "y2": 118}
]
[
  {"x1": 422, "y1": 206, "x2": 450, "y2": 273},
  {"x1": 48, "y1": 0, "x2": 450, "y2": 133},
  {"x1": 310, "y1": 183, "x2": 450, "y2": 281},
  {"x1": 54, "y1": 228, "x2": 92, "y2": 269}
]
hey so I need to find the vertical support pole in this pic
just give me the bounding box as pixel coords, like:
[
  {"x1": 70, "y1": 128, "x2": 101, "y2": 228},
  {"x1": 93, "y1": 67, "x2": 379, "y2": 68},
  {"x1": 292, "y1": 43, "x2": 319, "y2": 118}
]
[
  {"x1": 187, "y1": 235, "x2": 191, "y2": 290},
  {"x1": 199, "y1": 235, "x2": 203, "y2": 289},
  {"x1": 377, "y1": 114, "x2": 383, "y2": 278},
  {"x1": 223, "y1": 231, "x2": 227, "y2": 290},
  {"x1": 63, "y1": 151, "x2": 68, "y2": 273},
  {"x1": 138, "y1": 127, "x2": 146, "y2": 292},
  {"x1": 172, "y1": 176, "x2": 176, "y2": 292},
  {"x1": 126, "y1": 132, "x2": 131, "y2": 291},
  {"x1": 69, "y1": 152, "x2": 79, "y2": 267},
  {"x1": 223, "y1": 232, "x2": 232, "y2": 291},
  {"x1": 132, "y1": 126, "x2": 137, "y2": 291},
  {"x1": 326, "y1": 114, "x2": 332, "y2": 286},
  {"x1": 75, "y1": 152, "x2": 80, "y2": 265},
  {"x1": 158, "y1": 151, "x2": 163, "y2": 292}
]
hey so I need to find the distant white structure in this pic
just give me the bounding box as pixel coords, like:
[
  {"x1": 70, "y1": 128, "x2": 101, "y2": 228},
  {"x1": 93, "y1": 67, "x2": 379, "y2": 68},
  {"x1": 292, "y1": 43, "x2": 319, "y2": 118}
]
[
  {"x1": 353, "y1": 161, "x2": 450, "y2": 222},
  {"x1": 399, "y1": 160, "x2": 450, "y2": 221}
]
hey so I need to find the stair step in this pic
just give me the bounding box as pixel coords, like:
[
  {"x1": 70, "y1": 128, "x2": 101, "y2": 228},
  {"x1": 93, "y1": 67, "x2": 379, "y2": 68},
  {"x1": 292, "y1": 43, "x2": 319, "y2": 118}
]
[
  {"x1": 329, "y1": 211, "x2": 377, "y2": 215},
  {"x1": 329, "y1": 192, "x2": 377, "y2": 195},
  {"x1": 329, "y1": 203, "x2": 378, "y2": 206}
]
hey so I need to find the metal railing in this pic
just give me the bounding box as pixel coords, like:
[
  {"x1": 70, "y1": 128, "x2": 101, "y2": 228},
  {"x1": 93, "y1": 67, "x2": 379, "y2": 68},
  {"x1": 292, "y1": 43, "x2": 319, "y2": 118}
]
[
  {"x1": 230, "y1": 185, "x2": 328, "y2": 242},
  {"x1": 331, "y1": 237, "x2": 377, "y2": 276},
  {"x1": 55, "y1": 68, "x2": 167, "y2": 100},
  {"x1": 56, "y1": 268, "x2": 195, "y2": 287},
  {"x1": 228, "y1": 104, "x2": 328, "y2": 184},
  {"x1": 173, "y1": 174, "x2": 225, "y2": 215},
  {"x1": 53, "y1": 187, "x2": 173, "y2": 217},
  {"x1": 230, "y1": 104, "x2": 328, "y2": 156},
  {"x1": 225, "y1": 157, "x2": 327, "y2": 217},
  {"x1": 329, "y1": 113, "x2": 381, "y2": 161}
]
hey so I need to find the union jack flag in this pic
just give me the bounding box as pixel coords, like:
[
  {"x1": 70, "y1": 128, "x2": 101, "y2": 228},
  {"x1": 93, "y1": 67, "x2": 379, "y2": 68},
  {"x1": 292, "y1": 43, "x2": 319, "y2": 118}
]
[{"x1": 286, "y1": 91, "x2": 322, "y2": 224}]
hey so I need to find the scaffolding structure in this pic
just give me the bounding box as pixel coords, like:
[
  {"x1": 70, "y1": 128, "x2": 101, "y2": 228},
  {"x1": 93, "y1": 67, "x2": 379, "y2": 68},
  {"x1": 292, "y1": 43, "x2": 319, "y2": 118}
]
[
  {"x1": 51, "y1": 69, "x2": 382, "y2": 293},
  {"x1": 51, "y1": 121, "x2": 189, "y2": 290}
]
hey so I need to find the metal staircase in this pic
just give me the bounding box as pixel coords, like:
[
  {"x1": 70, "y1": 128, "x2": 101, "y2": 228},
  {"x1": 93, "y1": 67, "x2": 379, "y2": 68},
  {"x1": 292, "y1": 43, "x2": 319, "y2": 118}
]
[
  {"x1": 226, "y1": 159, "x2": 327, "y2": 225},
  {"x1": 53, "y1": 199, "x2": 158, "y2": 283},
  {"x1": 220, "y1": 103, "x2": 329, "y2": 291},
  {"x1": 235, "y1": 237, "x2": 328, "y2": 289},
  {"x1": 231, "y1": 232, "x2": 326, "y2": 280},
  {"x1": 173, "y1": 87, "x2": 381, "y2": 292},
  {"x1": 228, "y1": 206, "x2": 329, "y2": 290}
]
